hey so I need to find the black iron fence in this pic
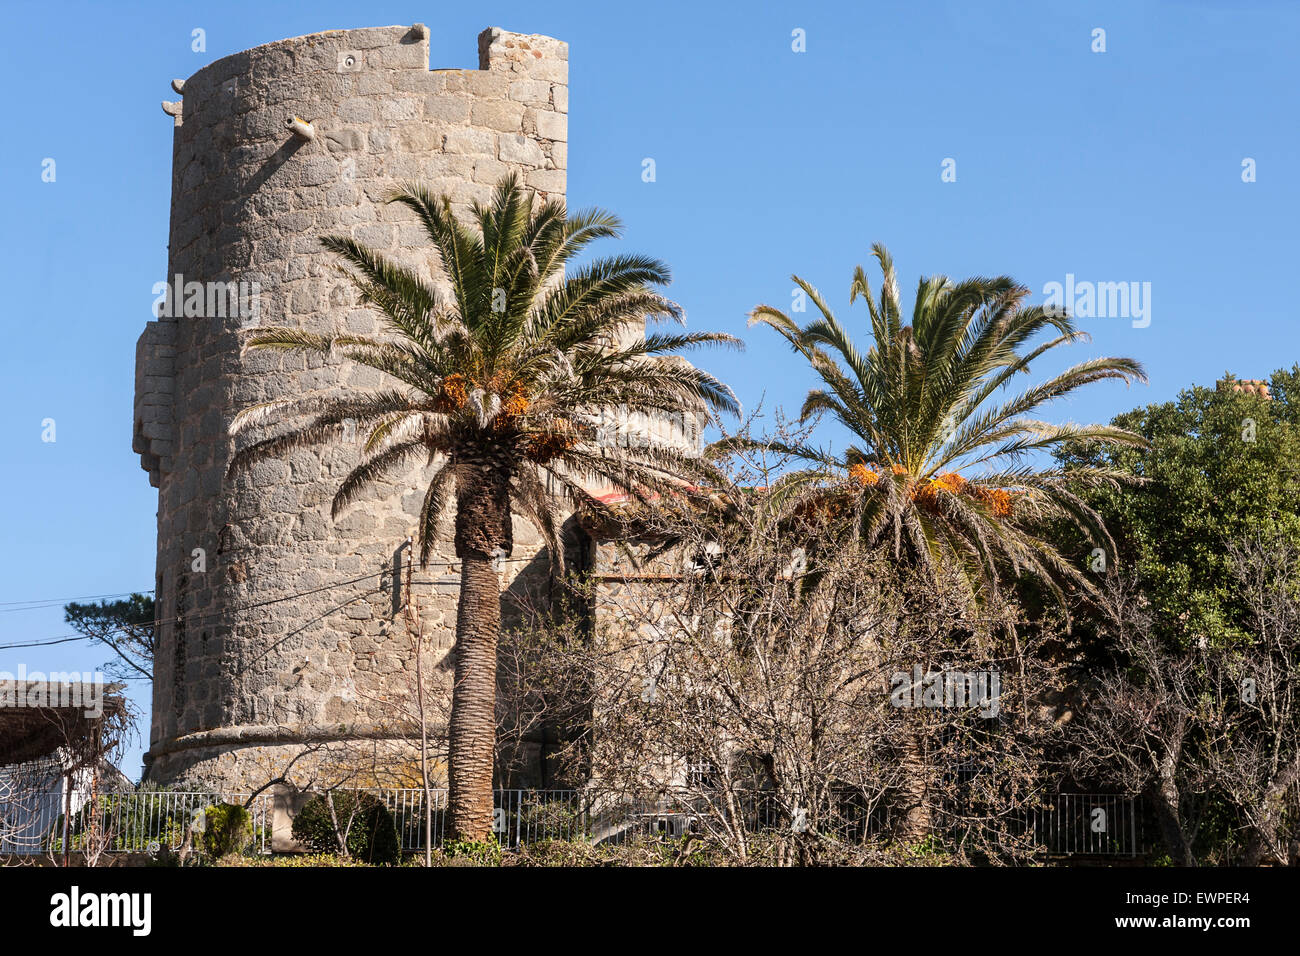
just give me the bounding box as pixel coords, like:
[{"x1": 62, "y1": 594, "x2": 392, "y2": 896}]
[{"x1": 1, "y1": 787, "x2": 1147, "y2": 858}]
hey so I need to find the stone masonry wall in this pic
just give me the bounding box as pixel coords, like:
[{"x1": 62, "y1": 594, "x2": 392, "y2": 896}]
[{"x1": 134, "y1": 24, "x2": 569, "y2": 789}]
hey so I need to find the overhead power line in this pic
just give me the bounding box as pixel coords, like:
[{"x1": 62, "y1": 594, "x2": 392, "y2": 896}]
[
  {"x1": 0, "y1": 552, "x2": 522, "y2": 651},
  {"x1": 0, "y1": 589, "x2": 156, "y2": 611}
]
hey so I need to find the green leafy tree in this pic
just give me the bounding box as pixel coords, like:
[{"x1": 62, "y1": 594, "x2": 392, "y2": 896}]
[
  {"x1": 228, "y1": 175, "x2": 738, "y2": 841},
  {"x1": 1056, "y1": 365, "x2": 1300, "y2": 646},
  {"x1": 63, "y1": 593, "x2": 155, "y2": 680}
]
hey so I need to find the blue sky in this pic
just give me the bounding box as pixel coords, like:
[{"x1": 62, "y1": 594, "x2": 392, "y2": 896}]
[{"x1": 1, "y1": 0, "x2": 1297, "y2": 778}]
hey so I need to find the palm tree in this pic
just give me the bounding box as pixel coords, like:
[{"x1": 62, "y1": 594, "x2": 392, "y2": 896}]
[
  {"x1": 227, "y1": 175, "x2": 739, "y2": 841},
  {"x1": 733, "y1": 242, "x2": 1146, "y2": 604},
  {"x1": 729, "y1": 243, "x2": 1147, "y2": 838}
]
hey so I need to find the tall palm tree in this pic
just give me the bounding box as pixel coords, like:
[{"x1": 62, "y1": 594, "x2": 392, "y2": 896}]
[
  {"x1": 727, "y1": 243, "x2": 1147, "y2": 840},
  {"x1": 730, "y1": 242, "x2": 1147, "y2": 607},
  {"x1": 227, "y1": 175, "x2": 739, "y2": 841}
]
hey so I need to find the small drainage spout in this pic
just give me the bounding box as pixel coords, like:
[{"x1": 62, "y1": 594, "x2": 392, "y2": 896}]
[{"x1": 286, "y1": 116, "x2": 315, "y2": 141}]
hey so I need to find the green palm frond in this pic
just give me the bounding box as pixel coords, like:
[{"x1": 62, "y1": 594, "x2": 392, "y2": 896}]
[
  {"x1": 735, "y1": 242, "x2": 1149, "y2": 609},
  {"x1": 227, "y1": 175, "x2": 737, "y2": 566},
  {"x1": 416, "y1": 463, "x2": 456, "y2": 567},
  {"x1": 331, "y1": 439, "x2": 428, "y2": 519}
]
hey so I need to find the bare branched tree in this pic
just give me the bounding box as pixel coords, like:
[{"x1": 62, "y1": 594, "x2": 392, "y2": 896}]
[
  {"x1": 1204, "y1": 535, "x2": 1300, "y2": 865},
  {"x1": 504, "y1": 422, "x2": 1067, "y2": 864},
  {"x1": 1068, "y1": 575, "x2": 1229, "y2": 865},
  {"x1": 1071, "y1": 537, "x2": 1300, "y2": 866}
]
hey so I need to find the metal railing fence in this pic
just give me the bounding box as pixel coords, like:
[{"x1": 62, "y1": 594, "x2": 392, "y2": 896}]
[
  {"x1": 0, "y1": 790, "x2": 271, "y2": 856},
  {"x1": 1, "y1": 787, "x2": 1144, "y2": 858}
]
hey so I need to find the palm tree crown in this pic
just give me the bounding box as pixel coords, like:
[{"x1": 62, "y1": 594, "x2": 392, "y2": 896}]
[
  {"x1": 730, "y1": 242, "x2": 1147, "y2": 606},
  {"x1": 229, "y1": 174, "x2": 739, "y2": 566}
]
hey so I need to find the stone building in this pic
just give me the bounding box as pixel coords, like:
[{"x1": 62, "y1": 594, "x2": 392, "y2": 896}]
[{"x1": 133, "y1": 24, "x2": 696, "y2": 792}]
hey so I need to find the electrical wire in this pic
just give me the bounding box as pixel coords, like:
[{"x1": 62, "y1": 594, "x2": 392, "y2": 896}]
[
  {"x1": 0, "y1": 550, "x2": 540, "y2": 650},
  {"x1": 0, "y1": 589, "x2": 156, "y2": 612}
]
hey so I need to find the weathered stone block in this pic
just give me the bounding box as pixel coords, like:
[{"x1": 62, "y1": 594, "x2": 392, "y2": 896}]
[
  {"x1": 443, "y1": 126, "x2": 496, "y2": 155},
  {"x1": 424, "y1": 93, "x2": 471, "y2": 124},
  {"x1": 532, "y1": 109, "x2": 567, "y2": 142},
  {"x1": 498, "y1": 133, "x2": 546, "y2": 166},
  {"x1": 508, "y1": 79, "x2": 551, "y2": 107},
  {"x1": 471, "y1": 97, "x2": 526, "y2": 132},
  {"x1": 525, "y1": 168, "x2": 566, "y2": 194}
]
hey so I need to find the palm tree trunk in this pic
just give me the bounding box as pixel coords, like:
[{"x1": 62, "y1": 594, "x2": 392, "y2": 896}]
[
  {"x1": 898, "y1": 730, "x2": 932, "y2": 844},
  {"x1": 448, "y1": 553, "x2": 501, "y2": 841},
  {"x1": 447, "y1": 459, "x2": 513, "y2": 843}
]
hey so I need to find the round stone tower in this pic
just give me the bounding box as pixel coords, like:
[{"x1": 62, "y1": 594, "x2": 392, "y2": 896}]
[{"x1": 133, "y1": 24, "x2": 571, "y2": 789}]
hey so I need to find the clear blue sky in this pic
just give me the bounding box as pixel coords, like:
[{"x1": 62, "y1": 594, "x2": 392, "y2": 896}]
[{"x1": 1, "y1": 0, "x2": 1296, "y2": 779}]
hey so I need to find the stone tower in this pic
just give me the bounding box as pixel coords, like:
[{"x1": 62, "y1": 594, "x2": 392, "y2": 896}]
[{"x1": 133, "y1": 25, "x2": 572, "y2": 789}]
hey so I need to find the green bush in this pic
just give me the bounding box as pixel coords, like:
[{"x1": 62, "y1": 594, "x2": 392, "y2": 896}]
[
  {"x1": 440, "y1": 838, "x2": 502, "y2": 866},
  {"x1": 291, "y1": 792, "x2": 401, "y2": 865},
  {"x1": 509, "y1": 839, "x2": 614, "y2": 867},
  {"x1": 202, "y1": 802, "x2": 253, "y2": 859},
  {"x1": 516, "y1": 799, "x2": 587, "y2": 841}
]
